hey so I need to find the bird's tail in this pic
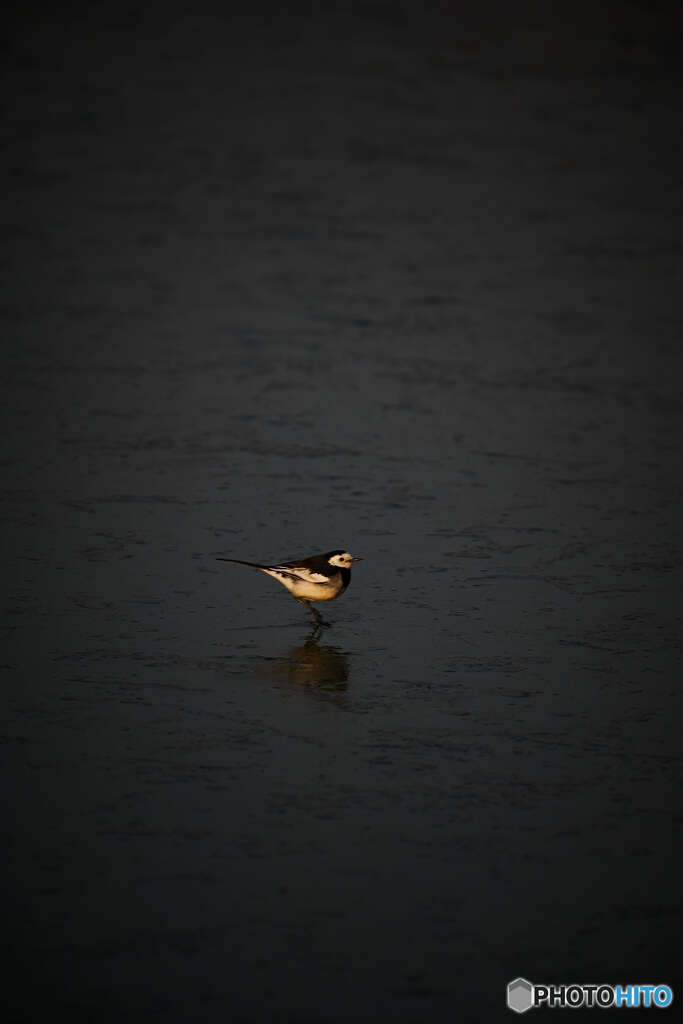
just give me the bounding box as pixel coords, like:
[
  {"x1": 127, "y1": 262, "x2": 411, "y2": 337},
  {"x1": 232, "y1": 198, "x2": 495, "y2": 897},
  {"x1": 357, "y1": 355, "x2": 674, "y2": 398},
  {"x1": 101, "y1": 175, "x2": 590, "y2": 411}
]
[{"x1": 216, "y1": 556, "x2": 268, "y2": 570}]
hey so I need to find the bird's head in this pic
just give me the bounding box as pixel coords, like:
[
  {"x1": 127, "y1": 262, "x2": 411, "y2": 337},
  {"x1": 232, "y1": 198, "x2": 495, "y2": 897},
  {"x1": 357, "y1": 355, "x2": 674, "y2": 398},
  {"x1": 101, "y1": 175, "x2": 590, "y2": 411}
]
[{"x1": 327, "y1": 551, "x2": 363, "y2": 568}]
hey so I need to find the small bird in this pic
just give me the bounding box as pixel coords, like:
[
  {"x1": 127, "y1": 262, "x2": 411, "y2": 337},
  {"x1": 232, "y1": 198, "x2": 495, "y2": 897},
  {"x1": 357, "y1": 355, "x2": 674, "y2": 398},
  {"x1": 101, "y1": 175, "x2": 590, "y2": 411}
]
[{"x1": 216, "y1": 549, "x2": 363, "y2": 628}]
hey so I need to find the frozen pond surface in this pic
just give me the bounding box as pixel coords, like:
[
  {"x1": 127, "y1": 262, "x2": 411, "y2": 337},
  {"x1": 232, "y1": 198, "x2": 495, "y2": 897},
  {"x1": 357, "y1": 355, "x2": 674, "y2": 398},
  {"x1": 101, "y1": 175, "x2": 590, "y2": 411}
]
[{"x1": 3, "y1": 5, "x2": 682, "y2": 1021}]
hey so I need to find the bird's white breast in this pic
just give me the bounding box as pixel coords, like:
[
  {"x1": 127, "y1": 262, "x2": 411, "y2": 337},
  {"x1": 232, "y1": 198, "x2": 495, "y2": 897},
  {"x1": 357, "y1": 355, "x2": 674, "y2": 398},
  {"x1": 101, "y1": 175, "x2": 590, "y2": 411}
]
[{"x1": 263, "y1": 567, "x2": 340, "y2": 601}]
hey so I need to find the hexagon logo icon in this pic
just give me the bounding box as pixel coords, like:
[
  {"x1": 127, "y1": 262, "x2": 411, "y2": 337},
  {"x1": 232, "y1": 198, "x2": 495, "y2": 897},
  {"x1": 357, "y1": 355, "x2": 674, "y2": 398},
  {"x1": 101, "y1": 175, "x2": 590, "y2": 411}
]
[{"x1": 507, "y1": 977, "x2": 534, "y2": 1014}]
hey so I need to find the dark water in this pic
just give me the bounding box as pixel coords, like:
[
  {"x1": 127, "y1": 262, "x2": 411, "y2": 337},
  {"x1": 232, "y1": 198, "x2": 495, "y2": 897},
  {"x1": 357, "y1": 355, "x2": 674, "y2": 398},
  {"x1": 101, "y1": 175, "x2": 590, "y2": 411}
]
[{"x1": 3, "y1": 4, "x2": 682, "y2": 1020}]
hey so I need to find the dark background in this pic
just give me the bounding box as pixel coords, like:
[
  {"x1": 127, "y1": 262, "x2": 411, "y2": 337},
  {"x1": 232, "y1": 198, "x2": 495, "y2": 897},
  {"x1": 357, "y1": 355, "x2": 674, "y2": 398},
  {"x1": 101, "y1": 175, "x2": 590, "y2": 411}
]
[{"x1": 3, "y1": 2, "x2": 682, "y2": 1021}]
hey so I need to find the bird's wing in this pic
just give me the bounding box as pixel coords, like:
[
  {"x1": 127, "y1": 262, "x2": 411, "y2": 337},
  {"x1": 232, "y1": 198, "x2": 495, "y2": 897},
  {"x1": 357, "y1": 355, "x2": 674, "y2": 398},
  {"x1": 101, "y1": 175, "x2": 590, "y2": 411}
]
[{"x1": 271, "y1": 564, "x2": 331, "y2": 584}]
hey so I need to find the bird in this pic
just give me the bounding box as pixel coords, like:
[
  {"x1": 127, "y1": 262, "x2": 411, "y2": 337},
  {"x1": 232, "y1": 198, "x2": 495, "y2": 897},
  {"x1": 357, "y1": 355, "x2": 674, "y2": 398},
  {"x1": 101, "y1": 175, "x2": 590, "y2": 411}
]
[{"x1": 216, "y1": 549, "x2": 363, "y2": 628}]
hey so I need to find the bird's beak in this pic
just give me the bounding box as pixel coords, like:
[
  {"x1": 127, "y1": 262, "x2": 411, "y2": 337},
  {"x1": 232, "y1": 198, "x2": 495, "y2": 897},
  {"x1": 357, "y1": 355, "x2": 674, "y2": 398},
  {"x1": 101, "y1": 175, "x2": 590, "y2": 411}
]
[{"x1": 351, "y1": 556, "x2": 363, "y2": 562}]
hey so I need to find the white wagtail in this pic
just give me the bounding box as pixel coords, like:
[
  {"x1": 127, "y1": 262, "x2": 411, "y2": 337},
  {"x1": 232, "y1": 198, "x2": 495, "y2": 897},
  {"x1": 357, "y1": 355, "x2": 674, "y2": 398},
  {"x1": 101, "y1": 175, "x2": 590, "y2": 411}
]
[{"x1": 216, "y1": 549, "x2": 363, "y2": 627}]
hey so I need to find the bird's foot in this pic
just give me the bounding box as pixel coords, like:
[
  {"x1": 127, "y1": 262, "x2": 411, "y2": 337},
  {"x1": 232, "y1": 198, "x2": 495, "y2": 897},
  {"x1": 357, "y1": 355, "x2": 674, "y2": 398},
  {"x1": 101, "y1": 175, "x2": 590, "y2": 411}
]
[{"x1": 301, "y1": 603, "x2": 331, "y2": 630}]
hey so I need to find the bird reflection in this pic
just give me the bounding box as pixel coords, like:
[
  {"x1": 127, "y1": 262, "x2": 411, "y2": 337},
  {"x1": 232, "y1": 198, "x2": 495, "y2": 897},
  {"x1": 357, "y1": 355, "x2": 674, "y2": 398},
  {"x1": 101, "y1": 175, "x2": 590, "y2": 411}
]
[{"x1": 272, "y1": 637, "x2": 349, "y2": 691}]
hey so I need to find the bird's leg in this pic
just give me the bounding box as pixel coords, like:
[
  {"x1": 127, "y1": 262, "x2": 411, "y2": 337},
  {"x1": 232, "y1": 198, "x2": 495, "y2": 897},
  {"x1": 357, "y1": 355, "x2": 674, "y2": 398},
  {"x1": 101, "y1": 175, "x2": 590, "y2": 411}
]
[
  {"x1": 310, "y1": 604, "x2": 331, "y2": 628},
  {"x1": 296, "y1": 598, "x2": 330, "y2": 629}
]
